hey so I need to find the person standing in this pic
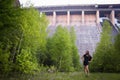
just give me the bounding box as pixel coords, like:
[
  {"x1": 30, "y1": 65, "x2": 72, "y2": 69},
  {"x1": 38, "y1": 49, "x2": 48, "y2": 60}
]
[{"x1": 81, "y1": 50, "x2": 92, "y2": 76}]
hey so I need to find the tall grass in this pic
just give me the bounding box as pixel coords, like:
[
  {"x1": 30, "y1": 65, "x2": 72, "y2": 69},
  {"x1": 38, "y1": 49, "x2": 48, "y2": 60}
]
[{"x1": 0, "y1": 72, "x2": 120, "y2": 80}]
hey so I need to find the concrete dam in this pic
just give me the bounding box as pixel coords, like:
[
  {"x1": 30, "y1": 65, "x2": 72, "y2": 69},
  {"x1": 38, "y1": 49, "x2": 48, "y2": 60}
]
[{"x1": 36, "y1": 4, "x2": 120, "y2": 56}]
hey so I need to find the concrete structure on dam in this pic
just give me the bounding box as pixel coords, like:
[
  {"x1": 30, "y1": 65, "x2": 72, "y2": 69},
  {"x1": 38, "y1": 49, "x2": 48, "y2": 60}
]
[
  {"x1": 36, "y1": 4, "x2": 120, "y2": 56},
  {"x1": 37, "y1": 4, "x2": 120, "y2": 26}
]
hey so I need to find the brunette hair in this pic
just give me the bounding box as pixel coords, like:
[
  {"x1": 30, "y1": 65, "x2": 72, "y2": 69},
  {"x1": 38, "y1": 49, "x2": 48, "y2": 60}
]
[{"x1": 85, "y1": 50, "x2": 89, "y2": 55}]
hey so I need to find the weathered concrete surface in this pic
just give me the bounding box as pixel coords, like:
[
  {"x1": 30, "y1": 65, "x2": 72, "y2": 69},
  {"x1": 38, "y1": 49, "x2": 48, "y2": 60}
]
[
  {"x1": 47, "y1": 24, "x2": 101, "y2": 57},
  {"x1": 74, "y1": 25, "x2": 101, "y2": 57}
]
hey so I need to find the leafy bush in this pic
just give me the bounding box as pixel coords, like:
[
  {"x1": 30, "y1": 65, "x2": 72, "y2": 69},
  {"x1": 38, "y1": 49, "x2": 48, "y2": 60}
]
[
  {"x1": 90, "y1": 21, "x2": 120, "y2": 73},
  {"x1": 44, "y1": 26, "x2": 81, "y2": 72},
  {"x1": 48, "y1": 26, "x2": 73, "y2": 71},
  {"x1": 0, "y1": 48, "x2": 12, "y2": 73},
  {"x1": 113, "y1": 34, "x2": 120, "y2": 72},
  {"x1": 70, "y1": 27, "x2": 81, "y2": 71},
  {"x1": 0, "y1": 0, "x2": 48, "y2": 74},
  {"x1": 89, "y1": 20, "x2": 114, "y2": 72},
  {"x1": 16, "y1": 48, "x2": 39, "y2": 74}
]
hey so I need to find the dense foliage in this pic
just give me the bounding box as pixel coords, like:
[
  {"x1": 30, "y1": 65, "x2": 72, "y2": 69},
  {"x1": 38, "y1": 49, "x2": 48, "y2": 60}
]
[
  {"x1": 0, "y1": 0, "x2": 48, "y2": 74},
  {"x1": 70, "y1": 27, "x2": 81, "y2": 71},
  {"x1": 42, "y1": 26, "x2": 81, "y2": 72},
  {"x1": 90, "y1": 20, "x2": 120, "y2": 72},
  {"x1": 0, "y1": 0, "x2": 80, "y2": 73},
  {"x1": 113, "y1": 34, "x2": 120, "y2": 72}
]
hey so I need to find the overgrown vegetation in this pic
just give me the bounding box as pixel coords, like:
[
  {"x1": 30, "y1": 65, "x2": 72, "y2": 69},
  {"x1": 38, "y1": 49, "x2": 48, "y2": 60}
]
[
  {"x1": 113, "y1": 34, "x2": 120, "y2": 72},
  {"x1": 90, "y1": 20, "x2": 120, "y2": 72},
  {"x1": 0, "y1": 0, "x2": 80, "y2": 74},
  {"x1": 1, "y1": 1, "x2": 120, "y2": 78},
  {"x1": 0, "y1": 72, "x2": 120, "y2": 80},
  {"x1": 42, "y1": 26, "x2": 81, "y2": 72},
  {"x1": 0, "y1": 0, "x2": 48, "y2": 74}
]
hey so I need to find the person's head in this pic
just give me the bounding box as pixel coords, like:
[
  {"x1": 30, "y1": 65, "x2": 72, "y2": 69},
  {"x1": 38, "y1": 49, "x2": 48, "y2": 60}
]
[{"x1": 85, "y1": 50, "x2": 89, "y2": 55}]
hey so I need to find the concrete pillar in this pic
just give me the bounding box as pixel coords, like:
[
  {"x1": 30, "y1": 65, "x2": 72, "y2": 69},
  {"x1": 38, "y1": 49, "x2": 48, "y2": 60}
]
[
  {"x1": 67, "y1": 11, "x2": 70, "y2": 26},
  {"x1": 82, "y1": 11, "x2": 84, "y2": 24},
  {"x1": 53, "y1": 11, "x2": 56, "y2": 26},
  {"x1": 96, "y1": 10, "x2": 99, "y2": 25},
  {"x1": 111, "y1": 10, "x2": 115, "y2": 25}
]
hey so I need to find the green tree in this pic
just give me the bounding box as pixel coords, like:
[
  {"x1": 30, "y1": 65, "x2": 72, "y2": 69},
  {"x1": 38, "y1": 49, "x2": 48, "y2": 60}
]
[
  {"x1": 15, "y1": 8, "x2": 48, "y2": 73},
  {"x1": 0, "y1": 0, "x2": 23, "y2": 73},
  {"x1": 0, "y1": 0, "x2": 48, "y2": 73},
  {"x1": 0, "y1": 0, "x2": 14, "y2": 9},
  {"x1": 113, "y1": 34, "x2": 120, "y2": 72},
  {"x1": 45, "y1": 26, "x2": 81, "y2": 72},
  {"x1": 46, "y1": 26, "x2": 74, "y2": 71},
  {"x1": 70, "y1": 27, "x2": 81, "y2": 71},
  {"x1": 90, "y1": 21, "x2": 114, "y2": 72}
]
